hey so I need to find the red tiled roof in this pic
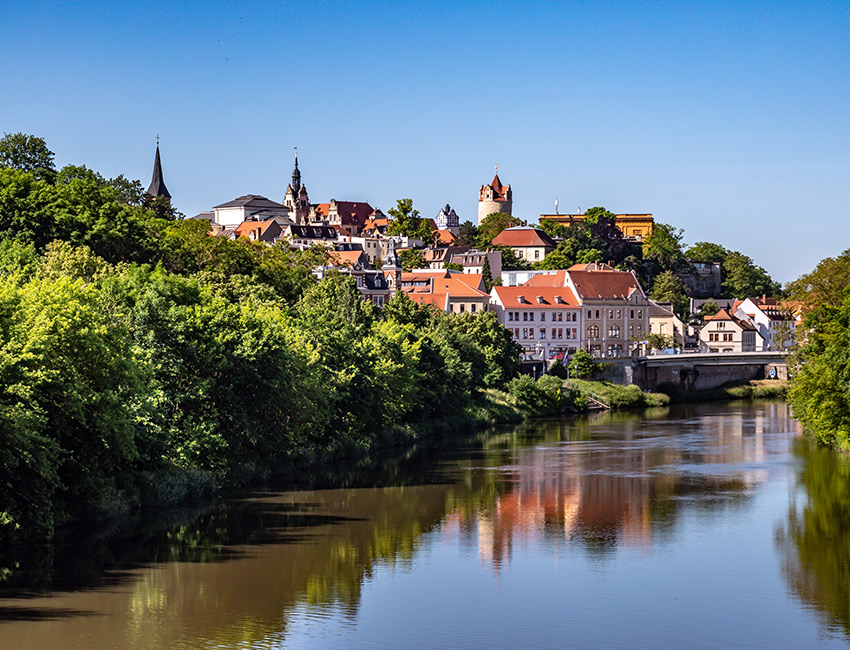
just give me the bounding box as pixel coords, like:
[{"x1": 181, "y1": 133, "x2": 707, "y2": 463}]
[
  {"x1": 491, "y1": 227, "x2": 556, "y2": 248},
  {"x1": 521, "y1": 271, "x2": 568, "y2": 287},
  {"x1": 329, "y1": 250, "x2": 368, "y2": 267},
  {"x1": 492, "y1": 286, "x2": 580, "y2": 309},
  {"x1": 234, "y1": 220, "x2": 276, "y2": 240},
  {"x1": 568, "y1": 268, "x2": 644, "y2": 301},
  {"x1": 315, "y1": 201, "x2": 375, "y2": 226},
  {"x1": 401, "y1": 271, "x2": 489, "y2": 299},
  {"x1": 704, "y1": 309, "x2": 757, "y2": 330},
  {"x1": 435, "y1": 229, "x2": 456, "y2": 244}
]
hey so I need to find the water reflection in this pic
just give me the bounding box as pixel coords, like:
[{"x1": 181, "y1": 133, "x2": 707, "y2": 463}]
[
  {"x1": 0, "y1": 402, "x2": 803, "y2": 650},
  {"x1": 778, "y1": 436, "x2": 850, "y2": 641}
]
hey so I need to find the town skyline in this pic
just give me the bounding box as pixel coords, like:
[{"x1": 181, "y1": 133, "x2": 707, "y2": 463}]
[{"x1": 5, "y1": 1, "x2": 848, "y2": 284}]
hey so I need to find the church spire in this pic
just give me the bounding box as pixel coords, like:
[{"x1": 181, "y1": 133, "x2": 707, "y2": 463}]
[
  {"x1": 291, "y1": 147, "x2": 301, "y2": 195},
  {"x1": 146, "y1": 139, "x2": 171, "y2": 200}
]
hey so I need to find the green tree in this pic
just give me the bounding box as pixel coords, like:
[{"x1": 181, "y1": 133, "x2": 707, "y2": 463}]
[
  {"x1": 481, "y1": 257, "x2": 495, "y2": 291},
  {"x1": 569, "y1": 348, "x2": 595, "y2": 378},
  {"x1": 399, "y1": 248, "x2": 425, "y2": 272},
  {"x1": 456, "y1": 220, "x2": 478, "y2": 246},
  {"x1": 685, "y1": 241, "x2": 728, "y2": 264},
  {"x1": 492, "y1": 244, "x2": 531, "y2": 271},
  {"x1": 650, "y1": 270, "x2": 689, "y2": 319},
  {"x1": 386, "y1": 198, "x2": 433, "y2": 240},
  {"x1": 722, "y1": 250, "x2": 779, "y2": 298},
  {"x1": 476, "y1": 212, "x2": 521, "y2": 246},
  {"x1": 698, "y1": 299, "x2": 720, "y2": 317},
  {"x1": 643, "y1": 222, "x2": 685, "y2": 270},
  {"x1": 0, "y1": 132, "x2": 56, "y2": 182},
  {"x1": 646, "y1": 332, "x2": 676, "y2": 351},
  {"x1": 786, "y1": 249, "x2": 850, "y2": 312}
]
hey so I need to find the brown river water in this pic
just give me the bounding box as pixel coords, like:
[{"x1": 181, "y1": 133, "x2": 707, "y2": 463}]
[{"x1": 2, "y1": 401, "x2": 849, "y2": 649}]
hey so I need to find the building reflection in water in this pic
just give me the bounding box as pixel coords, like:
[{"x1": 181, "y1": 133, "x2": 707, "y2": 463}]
[{"x1": 443, "y1": 403, "x2": 791, "y2": 572}]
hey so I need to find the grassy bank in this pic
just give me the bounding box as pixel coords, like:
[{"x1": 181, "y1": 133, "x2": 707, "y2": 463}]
[
  {"x1": 658, "y1": 379, "x2": 789, "y2": 403},
  {"x1": 567, "y1": 379, "x2": 670, "y2": 410}
]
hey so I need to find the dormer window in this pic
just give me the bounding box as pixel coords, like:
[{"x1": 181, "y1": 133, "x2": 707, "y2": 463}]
[{"x1": 536, "y1": 296, "x2": 545, "y2": 304}]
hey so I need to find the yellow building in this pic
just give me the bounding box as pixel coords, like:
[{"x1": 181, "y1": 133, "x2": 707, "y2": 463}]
[{"x1": 539, "y1": 213, "x2": 654, "y2": 241}]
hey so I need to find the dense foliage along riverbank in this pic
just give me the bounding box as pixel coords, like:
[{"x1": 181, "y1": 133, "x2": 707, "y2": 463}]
[
  {"x1": 0, "y1": 162, "x2": 581, "y2": 547},
  {"x1": 785, "y1": 250, "x2": 850, "y2": 452}
]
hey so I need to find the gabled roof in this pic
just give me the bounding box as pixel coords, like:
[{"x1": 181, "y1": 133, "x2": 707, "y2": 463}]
[
  {"x1": 435, "y1": 229, "x2": 456, "y2": 245},
  {"x1": 315, "y1": 201, "x2": 375, "y2": 226},
  {"x1": 234, "y1": 219, "x2": 278, "y2": 240},
  {"x1": 329, "y1": 250, "x2": 370, "y2": 268},
  {"x1": 491, "y1": 286, "x2": 580, "y2": 309},
  {"x1": 704, "y1": 309, "x2": 757, "y2": 330},
  {"x1": 567, "y1": 267, "x2": 644, "y2": 301},
  {"x1": 213, "y1": 195, "x2": 286, "y2": 210},
  {"x1": 285, "y1": 224, "x2": 337, "y2": 239},
  {"x1": 401, "y1": 271, "x2": 489, "y2": 299},
  {"x1": 491, "y1": 226, "x2": 556, "y2": 248},
  {"x1": 521, "y1": 271, "x2": 568, "y2": 287}
]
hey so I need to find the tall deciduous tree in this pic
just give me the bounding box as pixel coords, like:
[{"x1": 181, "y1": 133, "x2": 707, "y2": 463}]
[
  {"x1": 722, "y1": 251, "x2": 780, "y2": 298},
  {"x1": 650, "y1": 270, "x2": 689, "y2": 319},
  {"x1": 387, "y1": 198, "x2": 433, "y2": 240},
  {"x1": 0, "y1": 132, "x2": 56, "y2": 182},
  {"x1": 477, "y1": 212, "x2": 521, "y2": 246}
]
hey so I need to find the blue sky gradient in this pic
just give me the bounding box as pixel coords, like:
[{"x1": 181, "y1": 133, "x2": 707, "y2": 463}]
[{"x1": 4, "y1": 1, "x2": 848, "y2": 282}]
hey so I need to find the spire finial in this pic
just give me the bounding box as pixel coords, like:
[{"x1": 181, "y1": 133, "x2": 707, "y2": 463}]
[
  {"x1": 495, "y1": 163, "x2": 498, "y2": 174},
  {"x1": 156, "y1": 134, "x2": 160, "y2": 147}
]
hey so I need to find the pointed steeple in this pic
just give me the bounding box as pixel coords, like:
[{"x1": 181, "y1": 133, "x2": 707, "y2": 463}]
[
  {"x1": 291, "y1": 148, "x2": 301, "y2": 195},
  {"x1": 146, "y1": 140, "x2": 171, "y2": 200}
]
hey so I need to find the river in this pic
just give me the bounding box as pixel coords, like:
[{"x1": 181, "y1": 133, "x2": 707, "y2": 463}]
[{"x1": 2, "y1": 401, "x2": 849, "y2": 649}]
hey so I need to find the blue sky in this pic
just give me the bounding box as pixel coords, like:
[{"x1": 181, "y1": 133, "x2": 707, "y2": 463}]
[{"x1": 3, "y1": 1, "x2": 848, "y2": 283}]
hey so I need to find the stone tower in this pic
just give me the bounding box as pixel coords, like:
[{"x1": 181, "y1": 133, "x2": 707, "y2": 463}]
[
  {"x1": 478, "y1": 169, "x2": 512, "y2": 223},
  {"x1": 146, "y1": 141, "x2": 171, "y2": 202},
  {"x1": 283, "y1": 149, "x2": 312, "y2": 224}
]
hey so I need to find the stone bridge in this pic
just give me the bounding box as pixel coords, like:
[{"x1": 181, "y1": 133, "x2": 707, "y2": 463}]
[{"x1": 595, "y1": 351, "x2": 789, "y2": 391}]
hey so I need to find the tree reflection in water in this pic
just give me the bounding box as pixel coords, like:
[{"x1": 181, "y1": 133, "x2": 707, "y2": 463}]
[{"x1": 778, "y1": 436, "x2": 850, "y2": 640}]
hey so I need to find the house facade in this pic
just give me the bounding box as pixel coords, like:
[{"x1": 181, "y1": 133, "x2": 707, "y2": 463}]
[
  {"x1": 564, "y1": 263, "x2": 650, "y2": 358},
  {"x1": 699, "y1": 309, "x2": 760, "y2": 352},
  {"x1": 490, "y1": 226, "x2": 556, "y2": 264},
  {"x1": 490, "y1": 286, "x2": 582, "y2": 360}
]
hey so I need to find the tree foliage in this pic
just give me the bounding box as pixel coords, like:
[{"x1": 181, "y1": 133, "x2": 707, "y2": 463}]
[
  {"x1": 0, "y1": 132, "x2": 56, "y2": 182},
  {"x1": 650, "y1": 270, "x2": 689, "y2": 319},
  {"x1": 477, "y1": 212, "x2": 521, "y2": 246}
]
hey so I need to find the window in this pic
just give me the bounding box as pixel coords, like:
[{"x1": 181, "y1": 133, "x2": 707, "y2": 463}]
[
  {"x1": 616, "y1": 309, "x2": 622, "y2": 319},
  {"x1": 609, "y1": 309, "x2": 614, "y2": 319},
  {"x1": 540, "y1": 312, "x2": 546, "y2": 322},
  {"x1": 523, "y1": 312, "x2": 528, "y2": 321},
  {"x1": 471, "y1": 304, "x2": 477, "y2": 313},
  {"x1": 709, "y1": 333, "x2": 718, "y2": 342},
  {"x1": 636, "y1": 325, "x2": 642, "y2": 335},
  {"x1": 540, "y1": 328, "x2": 546, "y2": 339},
  {"x1": 637, "y1": 309, "x2": 643, "y2": 319},
  {"x1": 608, "y1": 325, "x2": 621, "y2": 338},
  {"x1": 529, "y1": 328, "x2": 535, "y2": 339},
  {"x1": 595, "y1": 309, "x2": 600, "y2": 319},
  {"x1": 522, "y1": 328, "x2": 528, "y2": 339},
  {"x1": 459, "y1": 304, "x2": 465, "y2": 313},
  {"x1": 587, "y1": 309, "x2": 592, "y2": 320},
  {"x1": 508, "y1": 312, "x2": 514, "y2": 322},
  {"x1": 535, "y1": 250, "x2": 540, "y2": 259},
  {"x1": 717, "y1": 322, "x2": 725, "y2": 329},
  {"x1": 587, "y1": 325, "x2": 599, "y2": 340},
  {"x1": 630, "y1": 309, "x2": 635, "y2": 319}
]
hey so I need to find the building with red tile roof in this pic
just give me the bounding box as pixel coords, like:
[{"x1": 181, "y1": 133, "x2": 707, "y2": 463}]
[
  {"x1": 233, "y1": 219, "x2": 284, "y2": 243},
  {"x1": 700, "y1": 308, "x2": 760, "y2": 352},
  {"x1": 490, "y1": 226, "x2": 556, "y2": 264},
  {"x1": 490, "y1": 286, "x2": 582, "y2": 359},
  {"x1": 564, "y1": 262, "x2": 650, "y2": 358},
  {"x1": 400, "y1": 270, "x2": 490, "y2": 314},
  {"x1": 313, "y1": 200, "x2": 376, "y2": 236}
]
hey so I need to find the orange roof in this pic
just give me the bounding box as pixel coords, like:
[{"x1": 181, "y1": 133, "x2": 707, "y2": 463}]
[
  {"x1": 402, "y1": 271, "x2": 489, "y2": 299},
  {"x1": 491, "y1": 227, "x2": 556, "y2": 248},
  {"x1": 234, "y1": 219, "x2": 276, "y2": 239},
  {"x1": 567, "y1": 268, "x2": 644, "y2": 300},
  {"x1": 704, "y1": 309, "x2": 757, "y2": 330},
  {"x1": 329, "y1": 250, "x2": 368, "y2": 267},
  {"x1": 492, "y1": 286, "x2": 580, "y2": 309},
  {"x1": 435, "y1": 229, "x2": 456, "y2": 244},
  {"x1": 521, "y1": 271, "x2": 568, "y2": 287}
]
